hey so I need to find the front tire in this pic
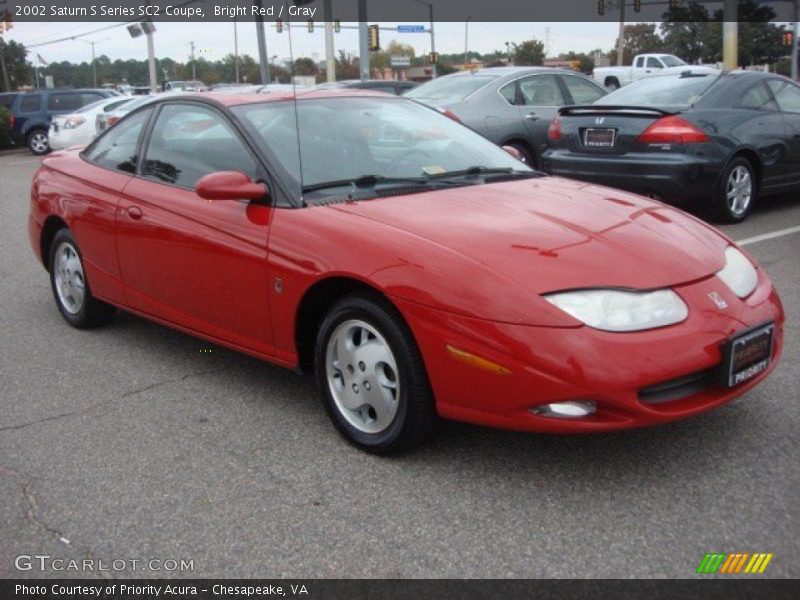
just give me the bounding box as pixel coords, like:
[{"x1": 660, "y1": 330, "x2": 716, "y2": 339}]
[
  {"x1": 27, "y1": 128, "x2": 50, "y2": 155},
  {"x1": 314, "y1": 295, "x2": 438, "y2": 454},
  {"x1": 49, "y1": 229, "x2": 115, "y2": 329},
  {"x1": 712, "y1": 156, "x2": 756, "y2": 223}
]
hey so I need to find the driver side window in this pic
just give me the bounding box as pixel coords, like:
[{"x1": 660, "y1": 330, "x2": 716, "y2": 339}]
[
  {"x1": 142, "y1": 103, "x2": 257, "y2": 189},
  {"x1": 84, "y1": 108, "x2": 152, "y2": 174},
  {"x1": 646, "y1": 57, "x2": 663, "y2": 69}
]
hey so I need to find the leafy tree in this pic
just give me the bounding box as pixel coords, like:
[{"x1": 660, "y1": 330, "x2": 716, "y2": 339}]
[
  {"x1": 511, "y1": 39, "x2": 545, "y2": 66},
  {"x1": 0, "y1": 38, "x2": 32, "y2": 91},
  {"x1": 660, "y1": 1, "x2": 717, "y2": 64},
  {"x1": 712, "y1": 0, "x2": 786, "y2": 67},
  {"x1": 608, "y1": 23, "x2": 662, "y2": 65},
  {"x1": 336, "y1": 50, "x2": 360, "y2": 80},
  {"x1": 292, "y1": 57, "x2": 318, "y2": 77}
]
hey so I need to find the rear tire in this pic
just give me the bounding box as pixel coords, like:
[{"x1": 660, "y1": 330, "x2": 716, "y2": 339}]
[
  {"x1": 314, "y1": 294, "x2": 438, "y2": 454},
  {"x1": 27, "y1": 128, "x2": 50, "y2": 155},
  {"x1": 506, "y1": 142, "x2": 535, "y2": 168},
  {"x1": 48, "y1": 229, "x2": 115, "y2": 329},
  {"x1": 605, "y1": 77, "x2": 620, "y2": 91},
  {"x1": 711, "y1": 156, "x2": 756, "y2": 223}
]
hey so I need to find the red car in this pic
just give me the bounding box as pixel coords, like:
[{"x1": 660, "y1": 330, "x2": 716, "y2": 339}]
[{"x1": 29, "y1": 91, "x2": 784, "y2": 453}]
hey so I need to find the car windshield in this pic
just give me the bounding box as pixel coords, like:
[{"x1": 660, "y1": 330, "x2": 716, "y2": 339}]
[
  {"x1": 596, "y1": 75, "x2": 716, "y2": 107},
  {"x1": 232, "y1": 96, "x2": 532, "y2": 198},
  {"x1": 660, "y1": 55, "x2": 686, "y2": 67},
  {"x1": 405, "y1": 74, "x2": 497, "y2": 102}
]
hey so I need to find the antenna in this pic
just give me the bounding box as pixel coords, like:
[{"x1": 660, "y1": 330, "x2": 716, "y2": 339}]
[{"x1": 286, "y1": 3, "x2": 306, "y2": 203}]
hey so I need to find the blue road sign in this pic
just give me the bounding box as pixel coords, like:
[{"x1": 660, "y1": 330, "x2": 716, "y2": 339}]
[{"x1": 397, "y1": 25, "x2": 426, "y2": 33}]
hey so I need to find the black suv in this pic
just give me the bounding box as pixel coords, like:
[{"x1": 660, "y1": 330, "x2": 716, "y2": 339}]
[{"x1": 8, "y1": 88, "x2": 118, "y2": 154}]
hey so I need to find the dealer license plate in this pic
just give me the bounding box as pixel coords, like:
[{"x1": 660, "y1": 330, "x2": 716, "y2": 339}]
[
  {"x1": 584, "y1": 128, "x2": 616, "y2": 148},
  {"x1": 723, "y1": 322, "x2": 774, "y2": 388}
]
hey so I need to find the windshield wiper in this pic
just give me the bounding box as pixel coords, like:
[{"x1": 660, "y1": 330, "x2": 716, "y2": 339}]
[
  {"x1": 428, "y1": 166, "x2": 541, "y2": 181},
  {"x1": 303, "y1": 174, "x2": 428, "y2": 193}
]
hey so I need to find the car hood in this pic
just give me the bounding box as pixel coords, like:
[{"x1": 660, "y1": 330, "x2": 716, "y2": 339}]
[{"x1": 329, "y1": 176, "x2": 727, "y2": 294}]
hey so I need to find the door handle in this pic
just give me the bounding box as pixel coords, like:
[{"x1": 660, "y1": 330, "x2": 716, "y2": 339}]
[
  {"x1": 525, "y1": 113, "x2": 539, "y2": 121},
  {"x1": 126, "y1": 206, "x2": 143, "y2": 220}
]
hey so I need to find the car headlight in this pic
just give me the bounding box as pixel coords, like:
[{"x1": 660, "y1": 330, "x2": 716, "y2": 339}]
[
  {"x1": 716, "y1": 246, "x2": 757, "y2": 298},
  {"x1": 543, "y1": 289, "x2": 688, "y2": 332},
  {"x1": 63, "y1": 117, "x2": 86, "y2": 130}
]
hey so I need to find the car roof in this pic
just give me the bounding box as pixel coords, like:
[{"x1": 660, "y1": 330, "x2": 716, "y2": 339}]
[{"x1": 148, "y1": 89, "x2": 394, "y2": 108}]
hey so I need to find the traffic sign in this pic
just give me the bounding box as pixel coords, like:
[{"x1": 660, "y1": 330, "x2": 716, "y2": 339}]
[{"x1": 397, "y1": 25, "x2": 426, "y2": 33}]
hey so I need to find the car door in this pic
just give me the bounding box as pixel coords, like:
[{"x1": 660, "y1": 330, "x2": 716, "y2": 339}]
[
  {"x1": 558, "y1": 74, "x2": 606, "y2": 106},
  {"x1": 766, "y1": 79, "x2": 800, "y2": 186},
  {"x1": 733, "y1": 80, "x2": 795, "y2": 190},
  {"x1": 644, "y1": 56, "x2": 664, "y2": 79},
  {"x1": 116, "y1": 101, "x2": 276, "y2": 355},
  {"x1": 515, "y1": 74, "x2": 567, "y2": 161}
]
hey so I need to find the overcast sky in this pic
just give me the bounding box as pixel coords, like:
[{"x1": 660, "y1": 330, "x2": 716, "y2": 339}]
[{"x1": 6, "y1": 21, "x2": 622, "y2": 65}]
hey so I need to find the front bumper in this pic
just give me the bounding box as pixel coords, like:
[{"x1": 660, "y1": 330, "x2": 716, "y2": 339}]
[
  {"x1": 542, "y1": 149, "x2": 722, "y2": 204},
  {"x1": 394, "y1": 268, "x2": 783, "y2": 433}
]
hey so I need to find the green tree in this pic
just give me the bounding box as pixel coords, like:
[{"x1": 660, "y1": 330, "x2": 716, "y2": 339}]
[
  {"x1": 660, "y1": 1, "x2": 716, "y2": 64},
  {"x1": 511, "y1": 39, "x2": 545, "y2": 66},
  {"x1": 712, "y1": 0, "x2": 785, "y2": 67},
  {"x1": 609, "y1": 23, "x2": 663, "y2": 65},
  {"x1": 292, "y1": 57, "x2": 318, "y2": 77},
  {"x1": 0, "y1": 38, "x2": 32, "y2": 91}
]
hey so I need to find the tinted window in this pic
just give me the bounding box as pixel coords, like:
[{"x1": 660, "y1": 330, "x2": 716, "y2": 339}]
[
  {"x1": 738, "y1": 83, "x2": 776, "y2": 110},
  {"x1": 20, "y1": 95, "x2": 42, "y2": 113},
  {"x1": 48, "y1": 93, "x2": 84, "y2": 112},
  {"x1": 646, "y1": 57, "x2": 663, "y2": 69},
  {"x1": 143, "y1": 103, "x2": 257, "y2": 189},
  {"x1": 81, "y1": 93, "x2": 104, "y2": 106},
  {"x1": 405, "y1": 74, "x2": 497, "y2": 102},
  {"x1": 597, "y1": 75, "x2": 715, "y2": 106},
  {"x1": 635, "y1": 57, "x2": 644, "y2": 68},
  {"x1": 0, "y1": 93, "x2": 17, "y2": 109},
  {"x1": 84, "y1": 108, "x2": 151, "y2": 174},
  {"x1": 498, "y1": 81, "x2": 518, "y2": 105},
  {"x1": 767, "y1": 80, "x2": 800, "y2": 114},
  {"x1": 561, "y1": 75, "x2": 605, "y2": 104},
  {"x1": 518, "y1": 74, "x2": 564, "y2": 106}
]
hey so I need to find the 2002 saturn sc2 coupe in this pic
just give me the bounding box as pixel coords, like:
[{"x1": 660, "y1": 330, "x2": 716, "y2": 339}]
[{"x1": 29, "y1": 91, "x2": 784, "y2": 453}]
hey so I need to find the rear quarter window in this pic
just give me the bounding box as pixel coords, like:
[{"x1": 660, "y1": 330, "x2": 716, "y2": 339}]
[{"x1": 20, "y1": 95, "x2": 42, "y2": 113}]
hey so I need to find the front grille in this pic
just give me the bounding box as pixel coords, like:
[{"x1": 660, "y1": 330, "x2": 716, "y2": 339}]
[{"x1": 638, "y1": 367, "x2": 721, "y2": 404}]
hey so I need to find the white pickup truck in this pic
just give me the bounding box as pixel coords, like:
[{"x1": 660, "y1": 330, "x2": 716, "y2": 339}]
[{"x1": 593, "y1": 54, "x2": 719, "y2": 90}]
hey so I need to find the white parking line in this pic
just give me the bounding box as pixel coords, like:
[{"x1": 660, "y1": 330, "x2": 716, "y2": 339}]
[{"x1": 737, "y1": 225, "x2": 800, "y2": 247}]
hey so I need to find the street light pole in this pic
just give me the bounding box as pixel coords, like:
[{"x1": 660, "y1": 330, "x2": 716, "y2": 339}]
[
  {"x1": 324, "y1": 0, "x2": 335, "y2": 82},
  {"x1": 616, "y1": 0, "x2": 625, "y2": 66},
  {"x1": 412, "y1": 0, "x2": 437, "y2": 79},
  {"x1": 464, "y1": 17, "x2": 471, "y2": 69},
  {"x1": 254, "y1": 1, "x2": 271, "y2": 84},
  {"x1": 358, "y1": 0, "x2": 369, "y2": 80},
  {"x1": 76, "y1": 37, "x2": 109, "y2": 88}
]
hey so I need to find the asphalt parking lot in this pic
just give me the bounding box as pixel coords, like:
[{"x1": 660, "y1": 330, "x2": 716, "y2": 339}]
[{"x1": 1, "y1": 150, "x2": 798, "y2": 579}]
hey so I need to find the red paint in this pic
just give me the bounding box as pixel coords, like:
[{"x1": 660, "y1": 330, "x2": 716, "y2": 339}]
[{"x1": 28, "y1": 95, "x2": 784, "y2": 434}]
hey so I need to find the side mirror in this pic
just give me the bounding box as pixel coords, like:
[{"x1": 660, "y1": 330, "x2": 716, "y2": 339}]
[
  {"x1": 502, "y1": 145, "x2": 524, "y2": 162},
  {"x1": 196, "y1": 171, "x2": 268, "y2": 201}
]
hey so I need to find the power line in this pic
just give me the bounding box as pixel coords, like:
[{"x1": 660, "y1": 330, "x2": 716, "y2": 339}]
[{"x1": 25, "y1": 22, "x2": 130, "y2": 48}]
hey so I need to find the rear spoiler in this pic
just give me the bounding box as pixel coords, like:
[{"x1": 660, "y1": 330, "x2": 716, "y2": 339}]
[{"x1": 558, "y1": 105, "x2": 677, "y2": 117}]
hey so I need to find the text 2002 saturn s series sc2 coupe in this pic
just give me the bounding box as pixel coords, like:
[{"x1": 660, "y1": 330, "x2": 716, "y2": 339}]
[{"x1": 29, "y1": 91, "x2": 784, "y2": 453}]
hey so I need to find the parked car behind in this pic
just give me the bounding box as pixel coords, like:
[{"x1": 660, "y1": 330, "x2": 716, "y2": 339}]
[
  {"x1": 405, "y1": 67, "x2": 606, "y2": 167},
  {"x1": 593, "y1": 53, "x2": 718, "y2": 90},
  {"x1": 50, "y1": 96, "x2": 135, "y2": 151},
  {"x1": 543, "y1": 71, "x2": 800, "y2": 222},
  {"x1": 96, "y1": 92, "x2": 189, "y2": 135},
  {"x1": 9, "y1": 88, "x2": 118, "y2": 154},
  {"x1": 315, "y1": 79, "x2": 419, "y2": 95}
]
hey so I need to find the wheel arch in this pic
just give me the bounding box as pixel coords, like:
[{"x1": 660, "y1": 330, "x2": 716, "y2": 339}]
[
  {"x1": 728, "y1": 147, "x2": 762, "y2": 187},
  {"x1": 295, "y1": 276, "x2": 401, "y2": 374},
  {"x1": 40, "y1": 215, "x2": 68, "y2": 270},
  {"x1": 499, "y1": 136, "x2": 538, "y2": 168}
]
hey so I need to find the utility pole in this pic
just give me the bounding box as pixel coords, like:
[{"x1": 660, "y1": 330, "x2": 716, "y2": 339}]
[
  {"x1": 324, "y1": 0, "x2": 335, "y2": 82},
  {"x1": 254, "y1": 1, "x2": 271, "y2": 84},
  {"x1": 76, "y1": 37, "x2": 108, "y2": 88},
  {"x1": 793, "y1": 0, "x2": 799, "y2": 80},
  {"x1": 358, "y1": 0, "x2": 369, "y2": 80},
  {"x1": 146, "y1": 28, "x2": 157, "y2": 93},
  {"x1": 616, "y1": 0, "x2": 625, "y2": 66},
  {"x1": 412, "y1": 0, "x2": 436, "y2": 79},
  {"x1": 233, "y1": 18, "x2": 240, "y2": 83},
  {"x1": 722, "y1": 0, "x2": 738, "y2": 70},
  {"x1": 464, "y1": 17, "x2": 471, "y2": 68},
  {"x1": 189, "y1": 41, "x2": 196, "y2": 80}
]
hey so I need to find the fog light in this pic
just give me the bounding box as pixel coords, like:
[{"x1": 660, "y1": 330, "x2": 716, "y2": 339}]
[{"x1": 532, "y1": 401, "x2": 596, "y2": 419}]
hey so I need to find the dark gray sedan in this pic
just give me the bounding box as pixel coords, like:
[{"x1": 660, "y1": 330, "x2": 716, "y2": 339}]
[
  {"x1": 543, "y1": 71, "x2": 800, "y2": 222},
  {"x1": 405, "y1": 67, "x2": 607, "y2": 167}
]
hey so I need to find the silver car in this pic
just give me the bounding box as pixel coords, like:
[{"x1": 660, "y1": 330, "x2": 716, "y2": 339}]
[{"x1": 406, "y1": 67, "x2": 606, "y2": 167}]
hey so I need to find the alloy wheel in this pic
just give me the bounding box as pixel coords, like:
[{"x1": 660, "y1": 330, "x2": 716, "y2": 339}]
[
  {"x1": 53, "y1": 241, "x2": 86, "y2": 315},
  {"x1": 325, "y1": 319, "x2": 400, "y2": 434},
  {"x1": 726, "y1": 165, "x2": 753, "y2": 217}
]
